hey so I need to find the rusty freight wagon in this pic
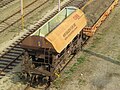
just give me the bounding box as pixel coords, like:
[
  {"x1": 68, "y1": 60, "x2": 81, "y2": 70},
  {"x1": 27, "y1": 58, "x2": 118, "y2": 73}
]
[{"x1": 21, "y1": 6, "x2": 87, "y2": 86}]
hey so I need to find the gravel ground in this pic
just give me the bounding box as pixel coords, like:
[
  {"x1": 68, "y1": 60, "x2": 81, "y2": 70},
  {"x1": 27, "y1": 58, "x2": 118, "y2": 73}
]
[
  {"x1": 0, "y1": 0, "x2": 120, "y2": 90},
  {"x1": 50, "y1": 0, "x2": 120, "y2": 90},
  {"x1": 0, "y1": 0, "x2": 15, "y2": 8},
  {"x1": 84, "y1": 0, "x2": 113, "y2": 26},
  {"x1": 0, "y1": 0, "x2": 69, "y2": 90},
  {"x1": 0, "y1": 0, "x2": 58, "y2": 53}
]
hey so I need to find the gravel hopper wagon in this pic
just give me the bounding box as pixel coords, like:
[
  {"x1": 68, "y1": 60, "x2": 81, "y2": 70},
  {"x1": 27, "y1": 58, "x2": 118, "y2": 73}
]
[{"x1": 21, "y1": 6, "x2": 87, "y2": 86}]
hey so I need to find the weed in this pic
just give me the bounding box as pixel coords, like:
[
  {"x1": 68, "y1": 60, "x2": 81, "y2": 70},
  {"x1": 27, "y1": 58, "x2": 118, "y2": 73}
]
[
  {"x1": 117, "y1": 55, "x2": 120, "y2": 60},
  {"x1": 89, "y1": 36, "x2": 102, "y2": 49},
  {"x1": 64, "y1": 55, "x2": 86, "y2": 77},
  {"x1": 53, "y1": 78, "x2": 63, "y2": 89},
  {"x1": 53, "y1": 55, "x2": 87, "y2": 89},
  {"x1": 90, "y1": 44, "x2": 96, "y2": 48},
  {"x1": 64, "y1": 71, "x2": 71, "y2": 74},
  {"x1": 78, "y1": 78, "x2": 86, "y2": 85},
  {"x1": 77, "y1": 56, "x2": 86, "y2": 64}
]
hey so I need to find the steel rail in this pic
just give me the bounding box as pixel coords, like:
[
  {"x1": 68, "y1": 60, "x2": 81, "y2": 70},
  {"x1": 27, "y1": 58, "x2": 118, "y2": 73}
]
[
  {"x1": 21, "y1": 0, "x2": 119, "y2": 90},
  {"x1": 0, "y1": 0, "x2": 50, "y2": 57},
  {"x1": 0, "y1": 0, "x2": 117, "y2": 86},
  {"x1": 83, "y1": 0, "x2": 119, "y2": 36},
  {"x1": 0, "y1": 0, "x2": 78, "y2": 80},
  {"x1": 0, "y1": 0, "x2": 77, "y2": 57},
  {"x1": 0, "y1": 0, "x2": 15, "y2": 8},
  {"x1": 0, "y1": 0, "x2": 38, "y2": 24},
  {"x1": 60, "y1": 0, "x2": 119, "y2": 74},
  {"x1": 0, "y1": 0, "x2": 49, "y2": 33},
  {"x1": 50, "y1": 0, "x2": 118, "y2": 89}
]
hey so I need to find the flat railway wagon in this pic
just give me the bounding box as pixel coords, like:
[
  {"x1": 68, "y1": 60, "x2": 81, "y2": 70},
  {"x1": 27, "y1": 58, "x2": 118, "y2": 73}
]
[{"x1": 21, "y1": 6, "x2": 87, "y2": 86}]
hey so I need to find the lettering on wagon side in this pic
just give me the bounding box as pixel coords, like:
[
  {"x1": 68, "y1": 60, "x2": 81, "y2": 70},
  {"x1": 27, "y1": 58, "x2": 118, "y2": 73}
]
[{"x1": 63, "y1": 23, "x2": 77, "y2": 40}]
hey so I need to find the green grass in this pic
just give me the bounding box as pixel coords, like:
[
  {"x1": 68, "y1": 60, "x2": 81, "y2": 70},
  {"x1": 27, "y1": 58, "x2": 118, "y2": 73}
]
[
  {"x1": 53, "y1": 78, "x2": 63, "y2": 89},
  {"x1": 117, "y1": 55, "x2": 120, "y2": 60},
  {"x1": 64, "y1": 55, "x2": 86, "y2": 78},
  {"x1": 88, "y1": 36, "x2": 102, "y2": 50},
  {"x1": 53, "y1": 55, "x2": 87, "y2": 89},
  {"x1": 77, "y1": 56, "x2": 86, "y2": 64},
  {"x1": 78, "y1": 78, "x2": 86, "y2": 85}
]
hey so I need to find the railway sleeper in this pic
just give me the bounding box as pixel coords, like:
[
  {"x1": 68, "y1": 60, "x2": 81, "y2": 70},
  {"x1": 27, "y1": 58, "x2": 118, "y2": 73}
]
[
  {"x1": 0, "y1": 57, "x2": 21, "y2": 61},
  {"x1": 4, "y1": 69, "x2": 12, "y2": 73},
  {"x1": 0, "y1": 63, "x2": 19, "y2": 69},
  {"x1": 9, "y1": 50, "x2": 23, "y2": 54},
  {"x1": 0, "y1": 59, "x2": 21, "y2": 68},
  {"x1": 0, "y1": 65, "x2": 13, "y2": 70},
  {"x1": 13, "y1": 60, "x2": 21, "y2": 64},
  {"x1": 0, "y1": 73, "x2": 5, "y2": 76},
  {"x1": 15, "y1": 45, "x2": 21, "y2": 48},
  {"x1": 0, "y1": 74, "x2": 5, "y2": 79},
  {"x1": 12, "y1": 47, "x2": 24, "y2": 51},
  {"x1": 6, "y1": 52, "x2": 20, "y2": 56},
  {"x1": 10, "y1": 62, "x2": 20, "y2": 66},
  {"x1": 18, "y1": 0, "x2": 119, "y2": 88},
  {"x1": 0, "y1": 62, "x2": 16, "y2": 66},
  {"x1": 0, "y1": 59, "x2": 12, "y2": 63},
  {"x1": 2, "y1": 55, "x2": 18, "y2": 59}
]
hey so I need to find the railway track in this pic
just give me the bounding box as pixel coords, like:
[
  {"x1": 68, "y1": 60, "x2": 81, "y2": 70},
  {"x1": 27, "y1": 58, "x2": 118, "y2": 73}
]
[
  {"x1": 0, "y1": 0, "x2": 50, "y2": 79},
  {"x1": 0, "y1": 0, "x2": 87, "y2": 80},
  {"x1": 0, "y1": 0, "x2": 118, "y2": 89},
  {"x1": 0, "y1": 0, "x2": 15, "y2": 8},
  {"x1": 0, "y1": 0, "x2": 38, "y2": 24},
  {"x1": 0, "y1": 0, "x2": 50, "y2": 33},
  {"x1": 46, "y1": 0, "x2": 118, "y2": 90},
  {"x1": 0, "y1": 45, "x2": 24, "y2": 79},
  {"x1": 58, "y1": 0, "x2": 119, "y2": 77}
]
